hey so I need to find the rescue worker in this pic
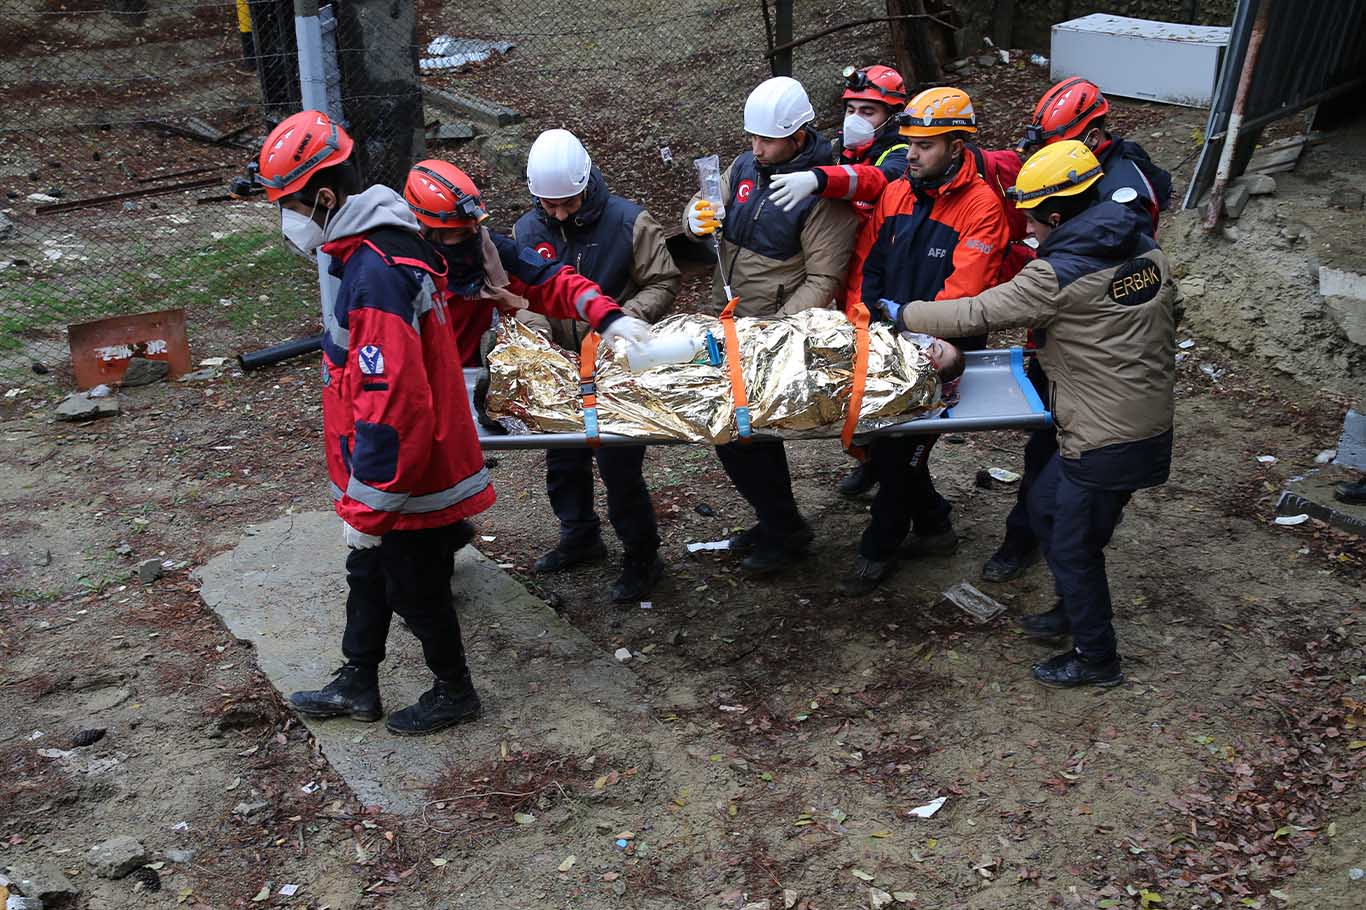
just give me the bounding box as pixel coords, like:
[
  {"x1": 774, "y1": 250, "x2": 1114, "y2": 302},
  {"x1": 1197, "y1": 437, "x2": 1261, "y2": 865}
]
[
  {"x1": 767, "y1": 64, "x2": 909, "y2": 226},
  {"x1": 980, "y1": 78, "x2": 1174, "y2": 584},
  {"x1": 401, "y1": 160, "x2": 651, "y2": 366},
  {"x1": 884, "y1": 140, "x2": 1178, "y2": 687},
  {"x1": 1019, "y1": 78, "x2": 1172, "y2": 234},
  {"x1": 512, "y1": 129, "x2": 680, "y2": 602},
  {"x1": 683, "y1": 76, "x2": 860, "y2": 575},
  {"x1": 837, "y1": 87, "x2": 1009, "y2": 596},
  {"x1": 258, "y1": 111, "x2": 645, "y2": 735}
]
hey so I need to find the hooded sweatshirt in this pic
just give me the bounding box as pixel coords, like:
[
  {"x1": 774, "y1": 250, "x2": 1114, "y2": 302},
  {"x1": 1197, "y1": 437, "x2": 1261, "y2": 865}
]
[{"x1": 316, "y1": 185, "x2": 495, "y2": 535}]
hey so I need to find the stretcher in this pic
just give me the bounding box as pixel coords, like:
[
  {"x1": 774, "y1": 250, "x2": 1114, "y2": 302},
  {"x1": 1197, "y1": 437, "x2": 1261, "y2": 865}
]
[{"x1": 466, "y1": 347, "x2": 1050, "y2": 450}]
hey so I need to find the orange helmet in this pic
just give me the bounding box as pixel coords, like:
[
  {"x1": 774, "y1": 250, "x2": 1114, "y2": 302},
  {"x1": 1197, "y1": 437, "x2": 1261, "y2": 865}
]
[
  {"x1": 1025, "y1": 78, "x2": 1110, "y2": 147},
  {"x1": 897, "y1": 87, "x2": 977, "y2": 138},
  {"x1": 255, "y1": 110, "x2": 353, "y2": 202},
  {"x1": 403, "y1": 160, "x2": 489, "y2": 229},
  {"x1": 841, "y1": 64, "x2": 907, "y2": 108}
]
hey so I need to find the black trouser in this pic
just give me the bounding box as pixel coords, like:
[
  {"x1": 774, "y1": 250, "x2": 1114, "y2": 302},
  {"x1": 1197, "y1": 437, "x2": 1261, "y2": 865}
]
[
  {"x1": 859, "y1": 433, "x2": 952, "y2": 560},
  {"x1": 858, "y1": 333, "x2": 986, "y2": 560},
  {"x1": 716, "y1": 440, "x2": 804, "y2": 537},
  {"x1": 1027, "y1": 455, "x2": 1131, "y2": 659},
  {"x1": 341, "y1": 521, "x2": 473, "y2": 685},
  {"x1": 545, "y1": 445, "x2": 660, "y2": 557},
  {"x1": 1002, "y1": 356, "x2": 1058, "y2": 553}
]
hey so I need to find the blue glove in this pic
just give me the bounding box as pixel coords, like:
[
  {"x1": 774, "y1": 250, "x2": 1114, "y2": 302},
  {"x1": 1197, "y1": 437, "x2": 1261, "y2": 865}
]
[{"x1": 876, "y1": 298, "x2": 902, "y2": 325}]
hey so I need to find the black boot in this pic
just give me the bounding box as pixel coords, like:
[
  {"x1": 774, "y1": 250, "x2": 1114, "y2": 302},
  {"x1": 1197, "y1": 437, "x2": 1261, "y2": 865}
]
[
  {"x1": 385, "y1": 678, "x2": 482, "y2": 736},
  {"x1": 837, "y1": 555, "x2": 896, "y2": 596},
  {"x1": 1018, "y1": 603, "x2": 1071, "y2": 640},
  {"x1": 289, "y1": 664, "x2": 382, "y2": 722},
  {"x1": 1031, "y1": 650, "x2": 1124, "y2": 688},
  {"x1": 837, "y1": 463, "x2": 877, "y2": 498},
  {"x1": 611, "y1": 554, "x2": 665, "y2": 603},
  {"x1": 900, "y1": 522, "x2": 959, "y2": 558},
  {"x1": 727, "y1": 524, "x2": 764, "y2": 555},
  {"x1": 740, "y1": 522, "x2": 814, "y2": 576},
  {"x1": 1335, "y1": 478, "x2": 1366, "y2": 504},
  {"x1": 981, "y1": 542, "x2": 1041, "y2": 582},
  {"x1": 533, "y1": 538, "x2": 607, "y2": 574}
]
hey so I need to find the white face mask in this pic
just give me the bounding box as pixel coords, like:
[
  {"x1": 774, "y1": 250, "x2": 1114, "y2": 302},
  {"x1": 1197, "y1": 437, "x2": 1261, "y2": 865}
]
[
  {"x1": 280, "y1": 198, "x2": 325, "y2": 258},
  {"x1": 842, "y1": 113, "x2": 877, "y2": 149}
]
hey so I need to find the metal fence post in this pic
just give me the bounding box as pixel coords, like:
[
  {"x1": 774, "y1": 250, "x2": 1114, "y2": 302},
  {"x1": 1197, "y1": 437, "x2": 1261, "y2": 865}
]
[{"x1": 293, "y1": 0, "x2": 341, "y2": 331}]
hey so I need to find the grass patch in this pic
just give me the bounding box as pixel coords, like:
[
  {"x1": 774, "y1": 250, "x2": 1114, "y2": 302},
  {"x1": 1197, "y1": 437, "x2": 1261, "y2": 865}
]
[{"x1": 0, "y1": 229, "x2": 317, "y2": 350}]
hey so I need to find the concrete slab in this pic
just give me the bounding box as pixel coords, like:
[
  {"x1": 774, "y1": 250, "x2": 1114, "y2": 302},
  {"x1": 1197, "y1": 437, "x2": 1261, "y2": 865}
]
[
  {"x1": 1276, "y1": 470, "x2": 1366, "y2": 537},
  {"x1": 195, "y1": 512, "x2": 653, "y2": 814}
]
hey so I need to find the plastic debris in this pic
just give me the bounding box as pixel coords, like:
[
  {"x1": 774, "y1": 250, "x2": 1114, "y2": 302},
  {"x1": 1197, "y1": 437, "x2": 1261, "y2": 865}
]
[
  {"x1": 987, "y1": 467, "x2": 1021, "y2": 483},
  {"x1": 1314, "y1": 449, "x2": 1337, "y2": 464},
  {"x1": 613, "y1": 647, "x2": 633, "y2": 662},
  {"x1": 942, "y1": 582, "x2": 1005, "y2": 622},
  {"x1": 639, "y1": 601, "x2": 653, "y2": 610},
  {"x1": 278, "y1": 884, "x2": 299, "y2": 897},
  {"x1": 1029, "y1": 54, "x2": 1049, "y2": 66},
  {"x1": 1178, "y1": 339, "x2": 1195, "y2": 349},
  {"x1": 1274, "y1": 514, "x2": 1310, "y2": 526},
  {"x1": 420, "y1": 36, "x2": 515, "y2": 71},
  {"x1": 686, "y1": 539, "x2": 730, "y2": 553},
  {"x1": 908, "y1": 796, "x2": 947, "y2": 819},
  {"x1": 1256, "y1": 455, "x2": 1277, "y2": 464},
  {"x1": 87, "y1": 384, "x2": 112, "y2": 398}
]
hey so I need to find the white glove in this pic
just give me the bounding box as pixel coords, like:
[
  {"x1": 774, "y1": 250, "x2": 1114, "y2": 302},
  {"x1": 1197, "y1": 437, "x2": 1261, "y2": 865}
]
[
  {"x1": 687, "y1": 199, "x2": 722, "y2": 236},
  {"x1": 769, "y1": 171, "x2": 820, "y2": 212},
  {"x1": 599, "y1": 315, "x2": 653, "y2": 347},
  {"x1": 343, "y1": 521, "x2": 381, "y2": 549}
]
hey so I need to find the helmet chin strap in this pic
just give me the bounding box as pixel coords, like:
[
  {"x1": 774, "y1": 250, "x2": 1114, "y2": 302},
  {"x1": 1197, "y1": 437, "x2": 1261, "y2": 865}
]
[{"x1": 910, "y1": 153, "x2": 962, "y2": 193}]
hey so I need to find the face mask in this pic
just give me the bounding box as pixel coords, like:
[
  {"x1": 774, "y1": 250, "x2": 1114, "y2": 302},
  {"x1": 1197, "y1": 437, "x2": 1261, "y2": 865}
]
[
  {"x1": 280, "y1": 197, "x2": 324, "y2": 258},
  {"x1": 436, "y1": 235, "x2": 484, "y2": 296},
  {"x1": 842, "y1": 113, "x2": 877, "y2": 149}
]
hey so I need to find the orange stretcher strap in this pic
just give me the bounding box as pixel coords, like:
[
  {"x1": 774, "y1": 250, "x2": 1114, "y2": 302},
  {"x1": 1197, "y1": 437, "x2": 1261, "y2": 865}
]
[
  {"x1": 840, "y1": 301, "x2": 872, "y2": 461},
  {"x1": 578, "y1": 332, "x2": 602, "y2": 447},
  {"x1": 718, "y1": 296, "x2": 752, "y2": 440}
]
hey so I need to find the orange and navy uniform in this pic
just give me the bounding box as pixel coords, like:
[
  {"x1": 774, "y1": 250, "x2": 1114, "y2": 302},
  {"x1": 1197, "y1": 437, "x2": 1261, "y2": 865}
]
[{"x1": 844, "y1": 149, "x2": 1009, "y2": 341}]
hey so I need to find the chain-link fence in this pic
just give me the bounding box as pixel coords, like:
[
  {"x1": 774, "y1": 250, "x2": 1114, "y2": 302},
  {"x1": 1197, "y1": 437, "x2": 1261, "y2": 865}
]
[{"x1": 0, "y1": 0, "x2": 913, "y2": 381}]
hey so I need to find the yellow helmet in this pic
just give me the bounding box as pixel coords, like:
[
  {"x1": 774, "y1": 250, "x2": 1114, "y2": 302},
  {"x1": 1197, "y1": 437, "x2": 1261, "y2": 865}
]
[
  {"x1": 897, "y1": 86, "x2": 977, "y2": 138},
  {"x1": 1006, "y1": 140, "x2": 1103, "y2": 210}
]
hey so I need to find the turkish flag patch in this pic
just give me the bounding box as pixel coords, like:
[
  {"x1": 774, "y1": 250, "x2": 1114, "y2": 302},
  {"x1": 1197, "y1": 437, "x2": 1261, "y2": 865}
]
[
  {"x1": 534, "y1": 242, "x2": 557, "y2": 261},
  {"x1": 735, "y1": 179, "x2": 755, "y2": 204}
]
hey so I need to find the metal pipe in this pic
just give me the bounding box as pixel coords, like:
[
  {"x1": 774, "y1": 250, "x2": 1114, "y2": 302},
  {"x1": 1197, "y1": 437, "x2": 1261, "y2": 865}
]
[
  {"x1": 237, "y1": 333, "x2": 323, "y2": 372},
  {"x1": 1205, "y1": 75, "x2": 1366, "y2": 142},
  {"x1": 1203, "y1": 0, "x2": 1273, "y2": 231}
]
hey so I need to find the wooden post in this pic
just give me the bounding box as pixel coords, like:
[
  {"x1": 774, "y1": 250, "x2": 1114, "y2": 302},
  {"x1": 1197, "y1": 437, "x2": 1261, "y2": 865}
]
[
  {"x1": 885, "y1": 0, "x2": 917, "y2": 84},
  {"x1": 905, "y1": 0, "x2": 942, "y2": 84},
  {"x1": 991, "y1": 0, "x2": 1015, "y2": 50}
]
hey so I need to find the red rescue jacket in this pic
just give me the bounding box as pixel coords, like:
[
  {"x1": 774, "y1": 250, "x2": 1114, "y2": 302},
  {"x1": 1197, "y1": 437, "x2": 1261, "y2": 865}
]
[{"x1": 316, "y1": 186, "x2": 496, "y2": 536}]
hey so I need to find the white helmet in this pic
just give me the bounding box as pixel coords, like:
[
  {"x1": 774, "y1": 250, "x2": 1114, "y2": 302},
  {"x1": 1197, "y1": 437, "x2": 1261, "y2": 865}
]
[
  {"x1": 526, "y1": 128, "x2": 592, "y2": 199},
  {"x1": 743, "y1": 76, "x2": 815, "y2": 139}
]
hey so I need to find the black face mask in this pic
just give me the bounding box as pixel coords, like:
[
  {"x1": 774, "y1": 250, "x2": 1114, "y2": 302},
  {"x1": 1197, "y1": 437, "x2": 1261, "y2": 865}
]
[
  {"x1": 909, "y1": 154, "x2": 962, "y2": 195},
  {"x1": 435, "y1": 236, "x2": 483, "y2": 297}
]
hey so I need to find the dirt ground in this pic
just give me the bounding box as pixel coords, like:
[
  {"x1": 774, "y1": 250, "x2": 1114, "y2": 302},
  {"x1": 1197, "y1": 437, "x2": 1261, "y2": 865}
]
[{"x1": 3, "y1": 5, "x2": 1366, "y2": 910}]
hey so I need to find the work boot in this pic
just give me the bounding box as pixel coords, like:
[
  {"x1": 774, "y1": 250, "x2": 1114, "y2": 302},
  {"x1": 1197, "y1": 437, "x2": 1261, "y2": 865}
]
[
  {"x1": 611, "y1": 554, "x2": 665, "y2": 603},
  {"x1": 289, "y1": 664, "x2": 382, "y2": 722},
  {"x1": 740, "y1": 522, "x2": 814, "y2": 576},
  {"x1": 385, "y1": 678, "x2": 482, "y2": 736},
  {"x1": 1335, "y1": 478, "x2": 1366, "y2": 504},
  {"x1": 837, "y1": 463, "x2": 877, "y2": 498},
  {"x1": 1018, "y1": 603, "x2": 1071, "y2": 640},
  {"x1": 727, "y1": 523, "x2": 764, "y2": 555},
  {"x1": 533, "y1": 538, "x2": 608, "y2": 574},
  {"x1": 900, "y1": 524, "x2": 959, "y2": 558},
  {"x1": 837, "y1": 555, "x2": 896, "y2": 596},
  {"x1": 981, "y1": 542, "x2": 1041, "y2": 582},
  {"x1": 1031, "y1": 650, "x2": 1124, "y2": 689}
]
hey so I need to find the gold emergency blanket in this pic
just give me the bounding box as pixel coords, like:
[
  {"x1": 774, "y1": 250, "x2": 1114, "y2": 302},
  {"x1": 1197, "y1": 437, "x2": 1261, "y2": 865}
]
[{"x1": 484, "y1": 309, "x2": 941, "y2": 445}]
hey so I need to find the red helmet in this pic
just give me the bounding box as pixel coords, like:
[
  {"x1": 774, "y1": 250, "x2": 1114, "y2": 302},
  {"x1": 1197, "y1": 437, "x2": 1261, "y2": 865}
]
[
  {"x1": 1025, "y1": 78, "x2": 1110, "y2": 147},
  {"x1": 255, "y1": 110, "x2": 353, "y2": 202},
  {"x1": 841, "y1": 64, "x2": 907, "y2": 108},
  {"x1": 403, "y1": 160, "x2": 489, "y2": 229}
]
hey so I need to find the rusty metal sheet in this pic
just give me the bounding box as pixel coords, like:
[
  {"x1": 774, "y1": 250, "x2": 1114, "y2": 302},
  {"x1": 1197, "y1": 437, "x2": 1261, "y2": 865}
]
[{"x1": 68, "y1": 308, "x2": 191, "y2": 390}]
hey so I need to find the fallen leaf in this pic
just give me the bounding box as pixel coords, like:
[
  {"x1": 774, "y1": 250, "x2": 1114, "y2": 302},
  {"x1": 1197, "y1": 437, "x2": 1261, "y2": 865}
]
[
  {"x1": 1348, "y1": 740, "x2": 1366, "y2": 750},
  {"x1": 602, "y1": 872, "x2": 620, "y2": 882},
  {"x1": 514, "y1": 812, "x2": 536, "y2": 825},
  {"x1": 430, "y1": 858, "x2": 448, "y2": 868},
  {"x1": 1139, "y1": 889, "x2": 1164, "y2": 909},
  {"x1": 869, "y1": 831, "x2": 891, "y2": 839},
  {"x1": 558, "y1": 855, "x2": 577, "y2": 873},
  {"x1": 852, "y1": 869, "x2": 875, "y2": 882},
  {"x1": 251, "y1": 884, "x2": 271, "y2": 902}
]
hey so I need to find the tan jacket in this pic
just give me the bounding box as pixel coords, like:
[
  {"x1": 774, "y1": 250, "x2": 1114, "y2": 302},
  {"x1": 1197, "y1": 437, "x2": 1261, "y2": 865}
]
[
  {"x1": 684, "y1": 132, "x2": 859, "y2": 317},
  {"x1": 512, "y1": 174, "x2": 680, "y2": 351},
  {"x1": 899, "y1": 203, "x2": 1177, "y2": 462}
]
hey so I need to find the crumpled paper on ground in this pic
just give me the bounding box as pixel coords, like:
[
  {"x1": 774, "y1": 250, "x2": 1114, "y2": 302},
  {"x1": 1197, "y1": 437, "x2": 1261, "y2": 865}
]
[{"x1": 484, "y1": 309, "x2": 941, "y2": 445}]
